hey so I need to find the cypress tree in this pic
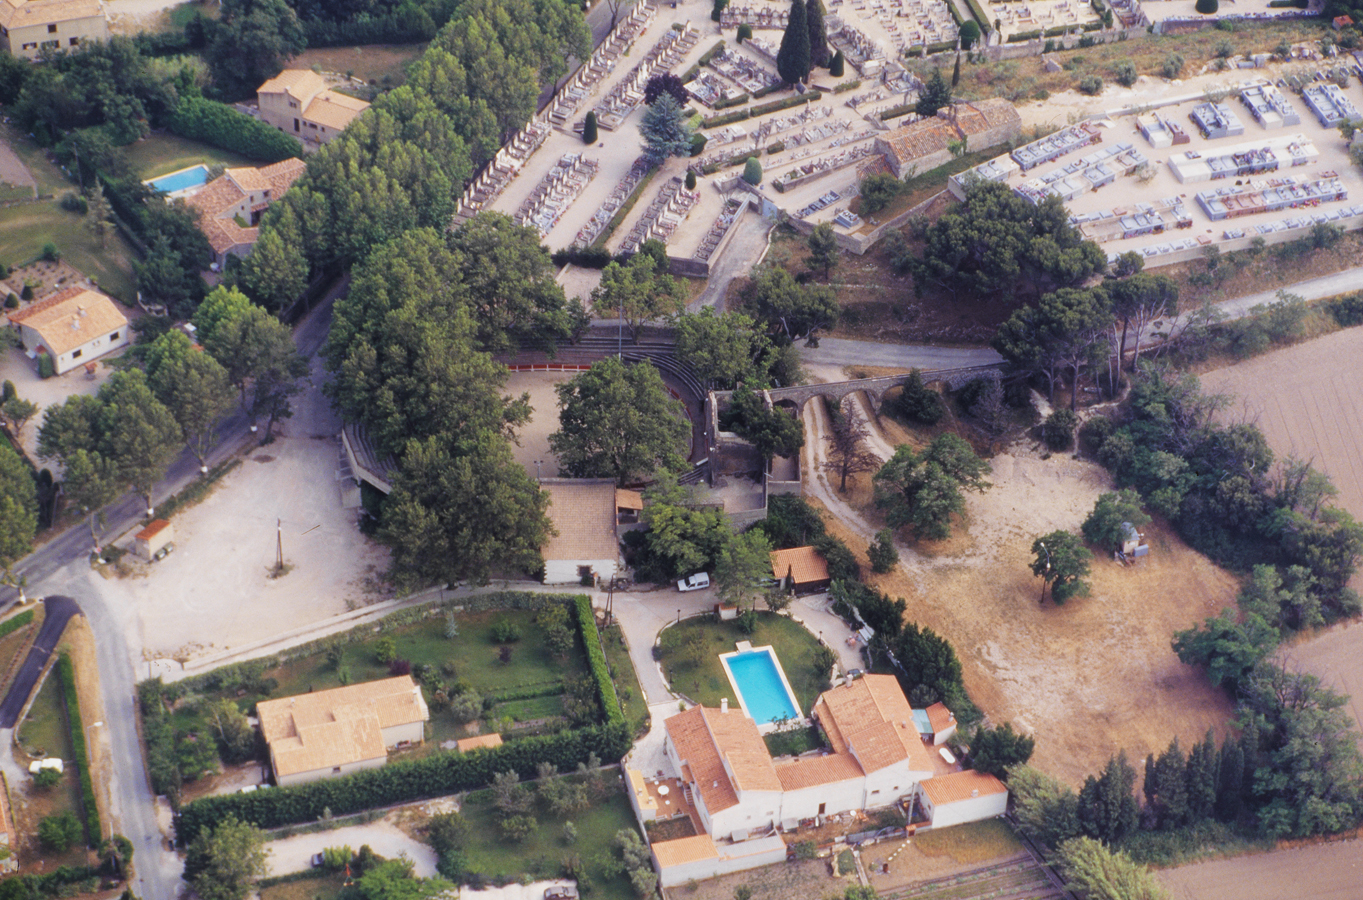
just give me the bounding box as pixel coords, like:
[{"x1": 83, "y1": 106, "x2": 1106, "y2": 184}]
[
  {"x1": 1215, "y1": 739, "x2": 1245, "y2": 822},
  {"x1": 1152, "y1": 738, "x2": 1189, "y2": 830},
  {"x1": 776, "y1": 0, "x2": 811, "y2": 86},
  {"x1": 1186, "y1": 729, "x2": 1218, "y2": 822},
  {"x1": 807, "y1": 0, "x2": 830, "y2": 68},
  {"x1": 952, "y1": 52, "x2": 961, "y2": 87},
  {"x1": 829, "y1": 49, "x2": 845, "y2": 77},
  {"x1": 582, "y1": 111, "x2": 598, "y2": 144}
]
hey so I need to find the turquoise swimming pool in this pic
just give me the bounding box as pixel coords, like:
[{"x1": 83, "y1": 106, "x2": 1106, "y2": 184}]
[
  {"x1": 720, "y1": 647, "x2": 800, "y2": 725},
  {"x1": 145, "y1": 164, "x2": 210, "y2": 194}
]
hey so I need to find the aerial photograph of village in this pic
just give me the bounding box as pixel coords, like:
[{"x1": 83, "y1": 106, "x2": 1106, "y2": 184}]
[{"x1": 2, "y1": 0, "x2": 1363, "y2": 897}]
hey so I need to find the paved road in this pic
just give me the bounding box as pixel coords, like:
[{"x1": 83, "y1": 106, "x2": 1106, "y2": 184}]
[
  {"x1": 801, "y1": 336, "x2": 1005, "y2": 371},
  {"x1": 0, "y1": 595, "x2": 79, "y2": 728}
]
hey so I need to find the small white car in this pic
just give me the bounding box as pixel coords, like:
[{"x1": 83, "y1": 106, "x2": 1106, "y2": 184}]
[{"x1": 677, "y1": 572, "x2": 710, "y2": 592}]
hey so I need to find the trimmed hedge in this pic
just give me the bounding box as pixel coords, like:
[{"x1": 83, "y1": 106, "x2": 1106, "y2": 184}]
[
  {"x1": 574, "y1": 596, "x2": 622, "y2": 725},
  {"x1": 712, "y1": 93, "x2": 751, "y2": 110},
  {"x1": 1008, "y1": 29, "x2": 1043, "y2": 42},
  {"x1": 303, "y1": 13, "x2": 440, "y2": 48},
  {"x1": 703, "y1": 91, "x2": 823, "y2": 127},
  {"x1": 879, "y1": 103, "x2": 916, "y2": 120},
  {"x1": 964, "y1": 0, "x2": 992, "y2": 31},
  {"x1": 752, "y1": 81, "x2": 785, "y2": 99},
  {"x1": 56, "y1": 653, "x2": 101, "y2": 847},
  {"x1": 0, "y1": 609, "x2": 33, "y2": 641},
  {"x1": 168, "y1": 97, "x2": 304, "y2": 163},
  {"x1": 832, "y1": 79, "x2": 863, "y2": 94},
  {"x1": 175, "y1": 721, "x2": 631, "y2": 845}
]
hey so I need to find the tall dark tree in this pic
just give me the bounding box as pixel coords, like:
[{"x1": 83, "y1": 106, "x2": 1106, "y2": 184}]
[
  {"x1": 915, "y1": 68, "x2": 951, "y2": 119},
  {"x1": 1031, "y1": 530, "x2": 1092, "y2": 604},
  {"x1": 204, "y1": 0, "x2": 306, "y2": 100},
  {"x1": 806, "y1": 0, "x2": 830, "y2": 68},
  {"x1": 1150, "y1": 737, "x2": 1190, "y2": 829},
  {"x1": 644, "y1": 73, "x2": 688, "y2": 107},
  {"x1": 971, "y1": 723, "x2": 1036, "y2": 779},
  {"x1": 776, "y1": 0, "x2": 811, "y2": 85},
  {"x1": 1215, "y1": 738, "x2": 1245, "y2": 822},
  {"x1": 824, "y1": 398, "x2": 880, "y2": 493},
  {"x1": 720, "y1": 384, "x2": 805, "y2": 468},
  {"x1": 1187, "y1": 729, "x2": 1219, "y2": 823},
  {"x1": 874, "y1": 434, "x2": 990, "y2": 541},
  {"x1": 1077, "y1": 752, "x2": 1139, "y2": 845}
]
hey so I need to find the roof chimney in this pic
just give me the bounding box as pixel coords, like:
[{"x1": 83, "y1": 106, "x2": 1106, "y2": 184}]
[
  {"x1": 77, "y1": 305, "x2": 87, "y2": 317},
  {"x1": 971, "y1": 789, "x2": 979, "y2": 797},
  {"x1": 721, "y1": 698, "x2": 729, "y2": 714}
]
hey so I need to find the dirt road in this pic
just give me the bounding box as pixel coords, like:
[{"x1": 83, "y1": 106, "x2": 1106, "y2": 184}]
[{"x1": 1156, "y1": 838, "x2": 1363, "y2": 900}]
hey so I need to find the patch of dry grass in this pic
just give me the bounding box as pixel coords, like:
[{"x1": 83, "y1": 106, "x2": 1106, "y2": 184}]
[{"x1": 911, "y1": 819, "x2": 1026, "y2": 865}]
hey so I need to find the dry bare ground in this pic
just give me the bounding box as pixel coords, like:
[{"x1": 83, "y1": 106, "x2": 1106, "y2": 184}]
[
  {"x1": 801, "y1": 394, "x2": 1239, "y2": 787},
  {"x1": 1155, "y1": 836, "x2": 1363, "y2": 900},
  {"x1": 58, "y1": 616, "x2": 111, "y2": 841}
]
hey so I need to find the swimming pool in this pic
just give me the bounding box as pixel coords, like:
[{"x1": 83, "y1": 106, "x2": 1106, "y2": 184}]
[
  {"x1": 145, "y1": 164, "x2": 210, "y2": 194},
  {"x1": 720, "y1": 646, "x2": 801, "y2": 727}
]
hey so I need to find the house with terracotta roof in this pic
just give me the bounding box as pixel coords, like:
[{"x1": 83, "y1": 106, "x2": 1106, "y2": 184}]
[
  {"x1": 0, "y1": 0, "x2": 107, "y2": 60},
  {"x1": 184, "y1": 159, "x2": 307, "y2": 267},
  {"x1": 875, "y1": 99, "x2": 1022, "y2": 179},
  {"x1": 917, "y1": 769, "x2": 1008, "y2": 829},
  {"x1": 540, "y1": 479, "x2": 622, "y2": 585},
  {"x1": 257, "y1": 69, "x2": 370, "y2": 145},
  {"x1": 6, "y1": 285, "x2": 128, "y2": 375},
  {"x1": 256, "y1": 676, "x2": 429, "y2": 787},
  {"x1": 769, "y1": 545, "x2": 830, "y2": 594}
]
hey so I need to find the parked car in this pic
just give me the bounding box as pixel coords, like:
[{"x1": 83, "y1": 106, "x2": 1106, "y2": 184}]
[
  {"x1": 152, "y1": 542, "x2": 175, "y2": 562},
  {"x1": 311, "y1": 852, "x2": 325, "y2": 869},
  {"x1": 677, "y1": 572, "x2": 710, "y2": 592}
]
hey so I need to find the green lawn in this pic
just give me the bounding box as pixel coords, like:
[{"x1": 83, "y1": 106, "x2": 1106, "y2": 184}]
[
  {"x1": 0, "y1": 124, "x2": 74, "y2": 196},
  {"x1": 657, "y1": 613, "x2": 831, "y2": 715},
  {"x1": 16, "y1": 670, "x2": 86, "y2": 856},
  {"x1": 459, "y1": 776, "x2": 639, "y2": 900},
  {"x1": 122, "y1": 132, "x2": 259, "y2": 179},
  {"x1": 0, "y1": 201, "x2": 137, "y2": 301},
  {"x1": 600, "y1": 623, "x2": 649, "y2": 736},
  {"x1": 259, "y1": 876, "x2": 345, "y2": 900},
  {"x1": 911, "y1": 818, "x2": 1025, "y2": 865}
]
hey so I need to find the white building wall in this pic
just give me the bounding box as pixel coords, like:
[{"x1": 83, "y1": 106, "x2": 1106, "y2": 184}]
[
  {"x1": 861, "y1": 762, "x2": 925, "y2": 809},
  {"x1": 656, "y1": 836, "x2": 788, "y2": 888},
  {"x1": 778, "y1": 778, "x2": 864, "y2": 821},
  {"x1": 709, "y1": 789, "x2": 782, "y2": 841},
  {"x1": 544, "y1": 558, "x2": 618, "y2": 585},
  {"x1": 921, "y1": 789, "x2": 1009, "y2": 829},
  {"x1": 275, "y1": 754, "x2": 386, "y2": 788},
  {"x1": 22, "y1": 324, "x2": 130, "y2": 375},
  {"x1": 379, "y1": 720, "x2": 426, "y2": 747}
]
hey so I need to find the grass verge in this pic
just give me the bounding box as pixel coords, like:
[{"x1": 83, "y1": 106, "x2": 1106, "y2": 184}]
[
  {"x1": 121, "y1": 132, "x2": 259, "y2": 179},
  {"x1": 0, "y1": 201, "x2": 137, "y2": 301},
  {"x1": 911, "y1": 818, "x2": 1025, "y2": 864},
  {"x1": 600, "y1": 622, "x2": 648, "y2": 736}
]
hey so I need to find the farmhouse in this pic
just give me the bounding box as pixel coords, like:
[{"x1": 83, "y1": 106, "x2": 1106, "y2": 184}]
[
  {"x1": 0, "y1": 0, "x2": 107, "y2": 60},
  {"x1": 917, "y1": 769, "x2": 1008, "y2": 829},
  {"x1": 256, "y1": 676, "x2": 429, "y2": 787},
  {"x1": 876, "y1": 99, "x2": 1022, "y2": 179},
  {"x1": 769, "y1": 545, "x2": 830, "y2": 594},
  {"x1": 257, "y1": 69, "x2": 370, "y2": 144},
  {"x1": 6, "y1": 285, "x2": 129, "y2": 376},
  {"x1": 184, "y1": 159, "x2": 307, "y2": 267},
  {"x1": 638, "y1": 674, "x2": 1003, "y2": 885},
  {"x1": 540, "y1": 478, "x2": 622, "y2": 585}
]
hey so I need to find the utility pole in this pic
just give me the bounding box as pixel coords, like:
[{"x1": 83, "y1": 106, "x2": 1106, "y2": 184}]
[
  {"x1": 1038, "y1": 541, "x2": 1051, "y2": 606},
  {"x1": 276, "y1": 518, "x2": 283, "y2": 573}
]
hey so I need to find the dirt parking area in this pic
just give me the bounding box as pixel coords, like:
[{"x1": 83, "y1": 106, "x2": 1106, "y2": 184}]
[
  {"x1": 266, "y1": 816, "x2": 437, "y2": 878},
  {"x1": 505, "y1": 369, "x2": 576, "y2": 479},
  {"x1": 71, "y1": 355, "x2": 391, "y2": 670},
  {"x1": 1156, "y1": 837, "x2": 1363, "y2": 900},
  {"x1": 802, "y1": 395, "x2": 1239, "y2": 787}
]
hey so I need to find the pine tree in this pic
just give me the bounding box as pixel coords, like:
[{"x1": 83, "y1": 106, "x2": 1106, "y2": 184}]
[
  {"x1": 1215, "y1": 738, "x2": 1245, "y2": 822},
  {"x1": 952, "y1": 52, "x2": 961, "y2": 88},
  {"x1": 1186, "y1": 729, "x2": 1218, "y2": 822},
  {"x1": 915, "y1": 67, "x2": 952, "y2": 119},
  {"x1": 1152, "y1": 738, "x2": 1190, "y2": 829},
  {"x1": 807, "y1": 0, "x2": 830, "y2": 68},
  {"x1": 776, "y1": 0, "x2": 811, "y2": 85},
  {"x1": 1078, "y1": 752, "x2": 1138, "y2": 844},
  {"x1": 829, "y1": 49, "x2": 845, "y2": 77}
]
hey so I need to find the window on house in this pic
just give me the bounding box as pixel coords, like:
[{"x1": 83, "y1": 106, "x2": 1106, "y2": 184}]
[
  {"x1": 47, "y1": 24, "x2": 57, "y2": 33},
  {"x1": 72, "y1": 349, "x2": 82, "y2": 359},
  {"x1": 110, "y1": 332, "x2": 119, "y2": 340},
  {"x1": 333, "y1": 766, "x2": 342, "y2": 773},
  {"x1": 69, "y1": 37, "x2": 79, "y2": 46},
  {"x1": 21, "y1": 43, "x2": 34, "y2": 50},
  {"x1": 40, "y1": 40, "x2": 57, "y2": 49}
]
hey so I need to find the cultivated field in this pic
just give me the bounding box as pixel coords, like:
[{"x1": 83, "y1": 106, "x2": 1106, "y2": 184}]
[
  {"x1": 802, "y1": 394, "x2": 1240, "y2": 787},
  {"x1": 1156, "y1": 836, "x2": 1363, "y2": 900}
]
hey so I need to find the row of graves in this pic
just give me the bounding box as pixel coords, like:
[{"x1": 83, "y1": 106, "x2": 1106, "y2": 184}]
[
  {"x1": 548, "y1": 2, "x2": 657, "y2": 129},
  {"x1": 592, "y1": 21, "x2": 701, "y2": 132},
  {"x1": 986, "y1": 0, "x2": 1104, "y2": 42},
  {"x1": 619, "y1": 176, "x2": 702, "y2": 254},
  {"x1": 514, "y1": 153, "x2": 600, "y2": 239},
  {"x1": 453, "y1": 120, "x2": 552, "y2": 226},
  {"x1": 576, "y1": 156, "x2": 654, "y2": 247}
]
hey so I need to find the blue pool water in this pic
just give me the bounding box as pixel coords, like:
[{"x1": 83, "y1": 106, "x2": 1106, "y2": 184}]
[
  {"x1": 724, "y1": 649, "x2": 800, "y2": 724},
  {"x1": 146, "y1": 165, "x2": 210, "y2": 194}
]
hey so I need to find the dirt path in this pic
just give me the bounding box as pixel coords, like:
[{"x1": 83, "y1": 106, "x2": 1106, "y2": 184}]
[
  {"x1": 0, "y1": 139, "x2": 36, "y2": 198},
  {"x1": 1156, "y1": 837, "x2": 1363, "y2": 900},
  {"x1": 801, "y1": 395, "x2": 1239, "y2": 786}
]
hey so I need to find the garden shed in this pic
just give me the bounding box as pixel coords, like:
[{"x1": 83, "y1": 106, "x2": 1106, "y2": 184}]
[{"x1": 133, "y1": 519, "x2": 174, "y2": 561}]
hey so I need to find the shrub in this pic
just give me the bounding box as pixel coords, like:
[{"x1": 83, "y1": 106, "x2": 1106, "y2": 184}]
[
  {"x1": 1162, "y1": 53, "x2": 1184, "y2": 79},
  {"x1": 20, "y1": 284, "x2": 32, "y2": 301},
  {"x1": 40, "y1": 242, "x2": 60, "y2": 262},
  {"x1": 374, "y1": 636, "x2": 397, "y2": 665},
  {"x1": 38, "y1": 812, "x2": 82, "y2": 853},
  {"x1": 33, "y1": 767, "x2": 62, "y2": 789},
  {"x1": 57, "y1": 654, "x2": 99, "y2": 846},
  {"x1": 858, "y1": 172, "x2": 903, "y2": 214},
  {"x1": 869, "y1": 528, "x2": 899, "y2": 574},
  {"x1": 685, "y1": 170, "x2": 697, "y2": 191},
  {"x1": 170, "y1": 98, "x2": 303, "y2": 162},
  {"x1": 1078, "y1": 75, "x2": 1103, "y2": 96},
  {"x1": 1042, "y1": 409, "x2": 1079, "y2": 451},
  {"x1": 37, "y1": 353, "x2": 54, "y2": 379},
  {"x1": 737, "y1": 23, "x2": 752, "y2": 43},
  {"x1": 4, "y1": 293, "x2": 16, "y2": 309},
  {"x1": 894, "y1": 371, "x2": 947, "y2": 424},
  {"x1": 582, "y1": 111, "x2": 598, "y2": 144},
  {"x1": 743, "y1": 157, "x2": 763, "y2": 185},
  {"x1": 829, "y1": 50, "x2": 845, "y2": 77},
  {"x1": 59, "y1": 192, "x2": 87, "y2": 214},
  {"x1": 1195, "y1": 0, "x2": 1217, "y2": 12},
  {"x1": 574, "y1": 596, "x2": 623, "y2": 725},
  {"x1": 490, "y1": 619, "x2": 522, "y2": 643},
  {"x1": 1113, "y1": 61, "x2": 1138, "y2": 87}
]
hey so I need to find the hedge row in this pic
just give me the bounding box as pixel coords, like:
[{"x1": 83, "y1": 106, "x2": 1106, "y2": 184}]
[
  {"x1": 1008, "y1": 29, "x2": 1043, "y2": 42},
  {"x1": 752, "y1": 81, "x2": 785, "y2": 99},
  {"x1": 702, "y1": 90, "x2": 822, "y2": 128},
  {"x1": 56, "y1": 654, "x2": 100, "y2": 847},
  {"x1": 684, "y1": 39, "x2": 728, "y2": 83},
  {"x1": 832, "y1": 79, "x2": 863, "y2": 94},
  {"x1": 175, "y1": 721, "x2": 631, "y2": 844},
  {"x1": 0, "y1": 865, "x2": 100, "y2": 900},
  {"x1": 0, "y1": 609, "x2": 33, "y2": 641},
  {"x1": 964, "y1": 0, "x2": 992, "y2": 30},
  {"x1": 713, "y1": 93, "x2": 751, "y2": 110},
  {"x1": 574, "y1": 596, "x2": 622, "y2": 725},
  {"x1": 879, "y1": 103, "x2": 916, "y2": 121},
  {"x1": 488, "y1": 680, "x2": 566, "y2": 703},
  {"x1": 168, "y1": 97, "x2": 303, "y2": 164},
  {"x1": 303, "y1": 12, "x2": 439, "y2": 47}
]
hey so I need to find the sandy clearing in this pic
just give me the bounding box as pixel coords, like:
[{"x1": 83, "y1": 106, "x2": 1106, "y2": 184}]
[
  {"x1": 1156, "y1": 837, "x2": 1363, "y2": 900},
  {"x1": 506, "y1": 369, "x2": 575, "y2": 479},
  {"x1": 802, "y1": 394, "x2": 1239, "y2": 786}
]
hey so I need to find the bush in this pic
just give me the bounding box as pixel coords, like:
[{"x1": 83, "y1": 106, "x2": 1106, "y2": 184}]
[
  {"x1": 1077, "y1": 75, "x2": 1104, "y2": 96},
  {"x1": 57, "y1": 654, "x2": 99, "y2": 846},
  {"x1": 1113, "y1": 61, "x2": 1138, "y2": 87},
  {"x1": 40, "y1": 242, "x2": 60, "y2": 262},
  {"x1": 490, "y1": 619, "x2": 522, "y2": 643},
  {"x1": 33, "y1": 767, "x2": 62, "y2": 789},
  {"x1": 858, "y1": 172, "x2": 904, "y2": 214},
  {"x1": 1042, "y1": 409, "x2": 1079, "y2": 451},
  {"x1": 893, "y1": 371, "x2": 946, "y2": 424},
  {"x1": 169, "y1": 97, "x2": 303, "y2": 163},
  {"x1": 829, "y1": 50, "x2": 845, "y2": 77},
  {"x1": 37, "y1": 353, "x2": 54, "y2": 379},
  {"x1": 1327, "y1": 291, "x2": 1363, "y2": 327},
  {"x1": 59, "y1": 192, "x2": 87, "y2": 214},
  {"x1": 582, "y1": 111, "x2": 598, "y2": 144},
  {"x1": 1162, "y1": 53, "x2": 1185, "y2": 79},
  {"x1": 1195, "y1": 0, "x2": 1217, "y2": 12},
  {"x1": 737, "y1": 23, "x2": 752, "y2": 43},
  {"x1": 743, "y1": 157, "x2": 763, "y2": 185},
  {"x1": 4, "y1": 293, "x2": 16, "y2": 309},
  {"x1": 374, "y1": 636, "x2": 397, "y2": 665},
  {"x1": 20, "y1": 284, "x2": 32, "y2": 301},
  {"x1": 685, "y1": 170, "x2": 697, "y2": 191},
  {"x1": 869, "y1": 528, "x2": 899, "y2": 574},
  {"x1": 574, "y1": 595, "x2": 623, "y2": 725},
  {"x1": 38, "y1": 812, "x2": 83, "y2": 853}
]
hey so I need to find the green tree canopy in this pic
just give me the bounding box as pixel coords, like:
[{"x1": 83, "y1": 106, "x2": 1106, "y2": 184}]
[
  {"x1": 1081, "y1": 489, "x2": 1150, "y2": 550},
  {"x1": 184, "y1": 815, "x2": 268, "y2": 900},
  {"x1": 1056, "y1": 837, "x2": 1169, "y2": 900},
  {"x1": 873, "y1": 434, "x2": 990, "y2": 541},
  {"x1": 550, "y1": 357, "x2": 689, "y2": 484},
  {"x1": 740, "y1": 265, "x2": 838, "y2": 342},
  {"x1": 639, "y1": 478, "x2": 736, "y2": 578},
  {"x1": 235, "y1": 228, "x2": 307, "y2": 314},
  {"x1": 806, "y1": 0, "x2": 830, "y2": 67},
  {"x1": 719, "y1": 384, "x2": 804, "y2": 466},
  {"x1": 970, "y1": 723, "x2": 1036, "y2": 778},
  {"x1": 145, "y1": 330, "x2": 236, "y2": 469},
  {"x1": 1031, "y1": 530, "x2": 1091, "y2": 604},
  {"x1": 638, "y1": 94, "x2": 694, "y2": 160},
  {"x1": 204, "y1": 0, "x2": 306, "y2": 100},
  {"x1": 0, "y1": 440, "x2": 36, "y2": 569},
  {"x1": 807, "y1": 221, "x2": 839, "y2": 278},
  {"x1": 592, "y1": 242, "x2": 686, "y2": 342},
  {"x1": 915, "y1": 67, "x2": 951, "y2": 119},
  {"x1": 994, "y1": 287, "x2": 1113, "y2": 407},
  {"x1": 1009, "y1": 764, "x2": 1080, "y2": 847},
  {"x1": 674, "y1": 309, "x2": 778, "y2": 391},
  {"x1": 777, "y1": 0, "x2": 811, "y2": 84},
  {"x1": 202, "y1": 302, "x2": 307, "y2": 439}
]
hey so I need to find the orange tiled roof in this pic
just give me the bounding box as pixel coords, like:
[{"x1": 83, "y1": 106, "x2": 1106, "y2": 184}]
[
  {"x1": 136, "y1": 519, "x2": 171, "y2": 541},
  {"x1": 304, "y1": 89, "x2": 370, "y2": 131},
  {"x1": 769, "y1": 546, "x2": 829, "y2": 586},
  {"x1": 920, "y1": 769, "x2": 1008, "y2": 805},
  {"x1": 775, "y1": 751, "x2": 864, "y2": 791},
  {"x1": 258, "y1": 69, "x2": 327, "y2": 103},
  {"x1": 949, "y1": 99, "x2": 1022, "y2": 138},
  {"x1": 814, "y1": 674, "x2": 936, "y2": 775},
  {"x1": 652, "y1": 834, "x2": 719, "y2": 868},
  {"x1": 878, "y1": 118, "x2": 959, "y2": 167},
  {"x1": 925, "y1": 701, "x2": 954, "y2": 735},
  {"x1": 455, "y1": 733, "x2": 503, "y2": 752},
  {"x1": 666, "y1": 705, "x2": 782, "y2": 814},
  {"x1": 7, "y1": 286, "x2": 127, "y2": 357},
  {"x1": 542, "y1": 480, "x2": 618, "y2": 562},
  {"x1": 0, "y1": 0, "x2": 102, "y2": 29}
]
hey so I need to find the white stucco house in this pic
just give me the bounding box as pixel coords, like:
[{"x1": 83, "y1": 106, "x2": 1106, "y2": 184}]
[
  {"x1": 6, "y1": 285, "x2": 129, "y2": 375},
  {"x1": 257, "y1": 69, "x2": 370, "y2": 145},
  {"x1": 256, "y1": 676, "x2": 429, "y2": 787},
  {"x1": 540, "y1": 479, "x2": 622, "y2": 585},
  {"x1": 918, "y1": 769, "x2": 1009, "y2": 829}
]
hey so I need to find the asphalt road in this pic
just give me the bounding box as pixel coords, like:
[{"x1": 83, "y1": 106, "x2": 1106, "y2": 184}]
[
  {"x1": 801, "y1": 336, "x2": 1005, "y2": 370},
  {"x1": 0, "y1": 595, "x2": 79, "y2": 728}
]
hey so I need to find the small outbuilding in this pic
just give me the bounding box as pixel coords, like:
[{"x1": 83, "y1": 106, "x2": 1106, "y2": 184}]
[
  {"x1": 769, "y1": 545, "x2": 831, "y2": 594},
  {"x1": 540, "y1": 479, "x2": 622, "y2": 585},
  {"x1": 923, "y1": 701, "x2": 958, "y2": 746},
  {"x1": 917, "y1": 769, "x2": 1009, "y2": 829},
  {"x1": 1119, "y1": 522, "x2": 1149, "y2": 558},
  {"x1": 133, "y1": 519, "x2": 175, "y2": 561},
  {"x1": 6, "y1": 286, "x2": 129, "y2": 375}
]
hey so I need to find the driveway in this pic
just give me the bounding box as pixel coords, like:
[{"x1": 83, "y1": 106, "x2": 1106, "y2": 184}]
[
  {"x1": 0, "y1": 595, "x2": 80, "y2": 728},
  {"x1": 266, "y1": 820, "x2": 438, "y2": 878}
]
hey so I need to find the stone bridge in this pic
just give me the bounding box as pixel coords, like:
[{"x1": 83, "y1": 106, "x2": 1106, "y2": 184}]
[{"x1": 713, "y1": 363, "x2": 1004, "y2": 415}]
